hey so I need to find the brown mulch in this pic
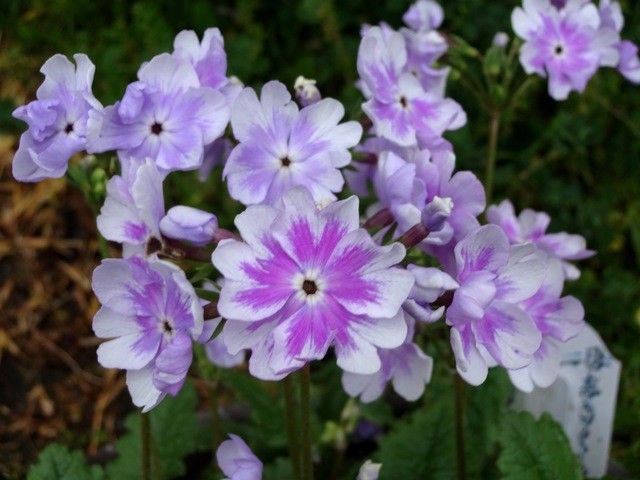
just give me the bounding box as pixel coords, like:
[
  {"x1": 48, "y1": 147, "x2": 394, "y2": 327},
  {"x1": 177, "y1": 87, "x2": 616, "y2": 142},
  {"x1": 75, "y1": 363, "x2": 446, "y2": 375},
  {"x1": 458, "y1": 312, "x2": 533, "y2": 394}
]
[{"x1": 0, "y1": 135, "x2": 129, "y2": 478}]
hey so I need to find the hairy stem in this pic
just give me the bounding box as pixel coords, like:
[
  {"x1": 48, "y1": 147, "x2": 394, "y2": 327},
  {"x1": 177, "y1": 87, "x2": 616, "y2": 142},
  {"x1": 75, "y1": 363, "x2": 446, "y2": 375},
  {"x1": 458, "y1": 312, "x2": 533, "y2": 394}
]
[
  {"x1": 454, "y1": 373, "x2": 467, "y2": 480},
  {"x1": 484, "y1": 110, "x2": 501, "y2": 206},
  {"x1": 209, "y1": 378, "x2": 222, "y2": 457},
  {"x1": 140, "y1": 412, "x2": 151, "y2": 480},
  {"x1": 283, "y1": 376, "x2": 302, "y2": 479},
  {"x1": 300, "y1": 364, "x2": 314, "y2": 480}
]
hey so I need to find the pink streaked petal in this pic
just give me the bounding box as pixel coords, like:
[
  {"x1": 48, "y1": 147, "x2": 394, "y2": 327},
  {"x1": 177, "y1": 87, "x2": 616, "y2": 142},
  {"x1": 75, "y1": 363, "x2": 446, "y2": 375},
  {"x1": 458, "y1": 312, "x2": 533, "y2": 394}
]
[
  {"x1": 508, "y1": 366, "x2": 535, "y2": 393},
  {"x1": 222, "y1": 317, "x2": 279, "y2": 354},
  {"x1": 233, "y1": 204, "x2": 281, "y2": 253},
  {"x1": 454, "y1": 225, "x2": 510, "y2": 279},
  {"x1": 495, "y1": 255, "x2": 547, "y2": 303},
  {"x1": 335, "y1": 330, "x2": 381, "y2": 375},
  {"x1": 320, "y1": 196, "x2": 360, "y2": 233},
  {"x1": 93, "y1": 306, "x2": 139, "y2": 338},
  {"x1": 218, "y1": 279, "x2": 294, "y2": 322},
  {"x1": 126, "y1": 366, "x2": 165, "y2": 412},
  {"x1": 349, "y1": 311, "x2": 407, "y2": 350},
  {"x1": 450, "y1": 326, "x2": 488, "y2": 386},
  {"x1": 475, "y1": 301, "x2": 541, "y2": 370},
  {"x1": 97, "y1": 332, "x2": 160, "y2": 370}
]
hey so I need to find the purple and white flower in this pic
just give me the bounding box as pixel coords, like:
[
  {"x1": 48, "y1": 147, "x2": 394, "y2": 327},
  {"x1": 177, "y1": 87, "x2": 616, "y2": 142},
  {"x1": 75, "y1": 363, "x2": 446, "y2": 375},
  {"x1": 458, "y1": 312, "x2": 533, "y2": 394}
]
[
  {"x1": 487, "y1": 199, "x2": 594, "y2": 279},
  {"x1": 512, "y1": 0, "x2": 619, "y2": 100},
  {"x1": 447, "y1": 225, "x2": 548, "y2": 385},
  {"x1": 199, "y1": 137, "x2": 234, "y2": 181},
  {"x1": 223, "y1": 81, "x2": 362, "y2": 206},
  {"x1": 216, "y1": 434, "x2": 263, "y2": 480},
  {"x1": 508, "y1": 259, "x2": 585, "y2": 391},
  {"x1": 342, "y1": 316, "x2": 433, "y2": 402},
  {"x1": 617, "y1": 40, "x2": 640, "y2": 83},
  {"x1": 12, "y1": 54, "x2": 101, "y2": 182},
  {"x1": 92, "y1": 255, "x2": 205, "y2": 411},
  {"x1": 403, "y1": 265, "x2": 459, "y2": 323},
  {"x1": 213, "y1": 187, "x2": 414, "y2": 379},
  {"x1": 597, "y1": 0, "x2": 640, "y2": 83},
  {"x1": 87, "y1": 53, "x2": 229, "y2": 172},
  {"x1": 403, "y1": 0, "x2": 444, "y2": 32},
  {"x1": 97, "y1": 159, "x2": 165, "y2": 257},
  {"x1": 400, "y1": 1, "x2": 450, "y2": 95},
  {"x1": 172, "y1": 28, "x2": 224, "y2": 90},
  {"x1": 357, "y1": 26, "x2": 465, "y2": 147},
  {"x1": 160, "y1": 206, "x2": 218, "y2": 246},
  {"x1": 371, "y1": 148, "x2": 485, "y2": 248}
]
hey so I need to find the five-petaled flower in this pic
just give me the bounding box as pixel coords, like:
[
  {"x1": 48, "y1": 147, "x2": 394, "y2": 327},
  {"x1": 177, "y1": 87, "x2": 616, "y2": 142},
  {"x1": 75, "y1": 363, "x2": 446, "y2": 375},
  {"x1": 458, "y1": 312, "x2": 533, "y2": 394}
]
[
  {"x1": 92, "y1": 255, "x2": 212, "y2": 411},
  {"x1": 223, "y1": 81, "x2": 362, "y2": 206},
  {"x1": 12, "y1": 54, "x2": 102, "y2": 182},
  {"x1": 213, "y1": 187, "x2": 414, "y2": 379}
]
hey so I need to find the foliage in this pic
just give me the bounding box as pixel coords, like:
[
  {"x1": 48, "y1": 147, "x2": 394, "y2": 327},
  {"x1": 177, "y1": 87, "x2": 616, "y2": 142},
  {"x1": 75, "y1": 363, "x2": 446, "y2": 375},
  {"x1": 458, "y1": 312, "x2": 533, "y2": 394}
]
[
  {"x1": 3, "y1": 0, "x2": 640, "y2": 478},
  {"x1": 27, "y1": 444, "x2": 104, "y2": 480},
  {"x1": 106, "y1": 381, "x2": 206, "y2": 479},
  {"x1": 497, "y1": 412, "x2": 583, "y2": 480}
]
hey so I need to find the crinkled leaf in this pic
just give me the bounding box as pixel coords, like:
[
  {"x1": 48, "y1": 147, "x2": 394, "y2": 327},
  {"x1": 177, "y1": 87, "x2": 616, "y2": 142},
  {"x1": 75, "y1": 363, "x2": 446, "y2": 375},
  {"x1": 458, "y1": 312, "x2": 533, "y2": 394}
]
[
  {"x1": 27, "y1": 444, "x2": 104, "y2": 480},
  {"x1": 497, "y1": 411, "x2": 583, "y2": 480},
  {"x1": 375, "y1": 402, "x2": 455, "y2": 480},
  {"x1": 106, "y1": 380, "x2": 205, "y2": 480}
]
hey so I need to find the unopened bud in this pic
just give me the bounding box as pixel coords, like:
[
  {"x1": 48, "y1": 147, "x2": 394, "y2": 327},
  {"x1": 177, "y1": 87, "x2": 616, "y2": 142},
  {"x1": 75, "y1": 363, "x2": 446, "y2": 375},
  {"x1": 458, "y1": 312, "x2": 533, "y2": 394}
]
[
  {"x1": 294, "y1": 76, "x2": 321, "y2": 107},
  {"x1": 492, "y1": 32, "x2": 509, "y2": 48},
  {"x1": 421, "y1": 196, "x2": 453, "y2": 232},
  {"x1": 160, "y1": 206, "x2": 218, "y2": 245}
]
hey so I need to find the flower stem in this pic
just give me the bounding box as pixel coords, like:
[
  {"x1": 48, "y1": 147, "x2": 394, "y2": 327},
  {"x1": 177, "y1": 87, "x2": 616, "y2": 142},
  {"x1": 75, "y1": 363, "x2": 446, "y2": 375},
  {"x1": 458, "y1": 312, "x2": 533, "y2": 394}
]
[
  {"x1": 283, "y1": 375, "x2": 302, "y2": 479},
  {"x1": 484, "y1": 109, "x2": 501, "y2": 206},
  {"x1": 209, "y1": 378, "x2": 223, "y2": 456},
  {"x1": 140, "y1": 412, "x2": 151, "y2": 480},
  {"x1": 300, "y1": 364, "x2": 314, "y2": 480},
  {"x1": 454, "y1": 373, "x2": 467, "y2": 480}
]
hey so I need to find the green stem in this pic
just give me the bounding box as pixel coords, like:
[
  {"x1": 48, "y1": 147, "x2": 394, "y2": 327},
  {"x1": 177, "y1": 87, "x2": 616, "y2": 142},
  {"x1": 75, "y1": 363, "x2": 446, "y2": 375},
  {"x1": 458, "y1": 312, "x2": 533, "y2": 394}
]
[
  {"x1": 484, "y1": 109, "x2": 501, "y2": 206},
  {"x1": 300, "y1": 364, "x2": 314, "y2": 480},
  {"x1": 283, "y1": 375, "x2": 302, "y2": 479},
  {"x1": 140, "y1": 412, "x2": 151, "y2": 480},
  {"x1": 454, "y1": 373, "x2": 467, "y2": 480},
  {"x1": 210, "y1": 379, "x2": 223, "y2": 456}
]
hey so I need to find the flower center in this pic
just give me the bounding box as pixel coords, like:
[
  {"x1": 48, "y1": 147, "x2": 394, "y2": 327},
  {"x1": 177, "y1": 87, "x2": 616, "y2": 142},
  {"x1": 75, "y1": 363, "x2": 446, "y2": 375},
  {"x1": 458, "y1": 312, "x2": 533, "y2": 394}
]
[
  {"x1": 281, "y1": 156, "x2": 292, "y2": 167},
  {"x1": 151, "y1": 122, "x2": 163, "y2": 135},
  {"x1": 146, "y1": 236, "x2": 163, "y2": 256},
  {"x1": 399, "y1": 96, "x2": 408, "y2": 108},
  {"x1": 161, "y1": 319, "x2": 174, "y2": 335},
  {"x1": 302, "y1": 279, "x2": 318, "y2": 295},
  {"x1": 553, "y1": 44, "x2": 564, "y2": 56},
  {"x1": 64, "y1": 123, "x2": 74, "y2": 134}
]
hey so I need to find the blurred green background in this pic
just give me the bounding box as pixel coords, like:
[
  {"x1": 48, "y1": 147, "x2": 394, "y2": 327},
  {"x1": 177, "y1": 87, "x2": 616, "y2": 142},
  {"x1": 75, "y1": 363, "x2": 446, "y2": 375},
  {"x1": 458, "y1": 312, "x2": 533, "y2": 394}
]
[{"x1": 1, "y1": 0, "x2": 639, "y2": 476}]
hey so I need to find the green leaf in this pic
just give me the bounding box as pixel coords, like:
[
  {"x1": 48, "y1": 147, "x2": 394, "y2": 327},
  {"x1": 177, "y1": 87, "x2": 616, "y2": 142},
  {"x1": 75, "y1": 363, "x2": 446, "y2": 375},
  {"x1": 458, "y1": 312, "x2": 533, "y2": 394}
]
[
  {"x1": 218, "y1": 370, "x2": 288, "y2": 449},
  {"x1": 466, "y1": 369, "x2": 512, "y2": 476},
  {"x1": 262, "y1": 457, "x2": 294, "y2": 480},
  {"x1": 376, "y1": 402, "x2": 455, "y2": 480},
  {"x1": 497, "y1": 411, "x2": 583, "y2": 480},
  {"x1": 106, "y1": 380, "x2": 206, "y2": 480},
  {"x1": 27, "y1": 444, "x2": 104, "y2": 480}
]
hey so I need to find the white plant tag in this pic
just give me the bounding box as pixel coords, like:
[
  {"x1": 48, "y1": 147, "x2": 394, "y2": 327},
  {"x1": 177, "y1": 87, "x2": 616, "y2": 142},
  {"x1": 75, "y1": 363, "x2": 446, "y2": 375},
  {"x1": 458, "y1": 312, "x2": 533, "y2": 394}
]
[{"x1": 512, "y1": 324, "x2": 621, "y2": 478}]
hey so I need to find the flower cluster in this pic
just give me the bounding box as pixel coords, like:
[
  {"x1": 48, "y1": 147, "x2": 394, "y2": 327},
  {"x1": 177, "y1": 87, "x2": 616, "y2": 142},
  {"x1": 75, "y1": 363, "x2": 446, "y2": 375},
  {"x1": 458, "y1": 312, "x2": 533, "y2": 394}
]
[
  {"x1": 512, "y1": 0, "x2": 639, "y2": 100},
  {"x1": 11, "y1": 0, "x2": 599, "y2": 415}
]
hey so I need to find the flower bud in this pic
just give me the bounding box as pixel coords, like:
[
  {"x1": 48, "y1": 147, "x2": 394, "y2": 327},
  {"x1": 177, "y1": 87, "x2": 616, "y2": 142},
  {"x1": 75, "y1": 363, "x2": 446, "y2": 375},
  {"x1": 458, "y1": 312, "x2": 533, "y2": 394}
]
[
  {"x1": 294, "y1": 75, "x2": 321, "y2": 106},
  {"x1": 421, "y1": 196, "x2": 453, "y2": 232},
  {"x1": 160, "y1": 206, "x2": 218, "y2": 245},
  {"x1": 492, "y1": 32, "x2": 509, "y2": 48}
]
